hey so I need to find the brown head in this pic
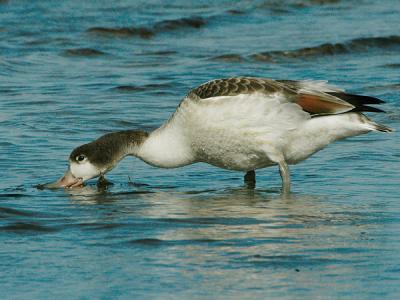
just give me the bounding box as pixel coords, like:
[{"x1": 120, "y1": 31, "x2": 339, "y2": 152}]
[{"x1": 46, "y1": 130, "x2": 148, "y2": 188}]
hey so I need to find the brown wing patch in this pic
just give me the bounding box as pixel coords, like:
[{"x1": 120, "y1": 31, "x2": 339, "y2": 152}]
[{"x1": 296, "y1": 94, "x2": 354, "y2": 114}]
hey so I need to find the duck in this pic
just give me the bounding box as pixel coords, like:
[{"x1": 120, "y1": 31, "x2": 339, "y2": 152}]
[{"x1": 47, "y1": 77, "x2": 393, "y2": 193}]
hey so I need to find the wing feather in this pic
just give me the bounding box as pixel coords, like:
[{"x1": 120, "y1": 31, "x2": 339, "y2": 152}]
[{"x1": 187, "y1": 77, "x2": 384, "y2": 115}]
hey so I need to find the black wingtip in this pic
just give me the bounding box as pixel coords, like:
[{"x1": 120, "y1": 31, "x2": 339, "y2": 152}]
[
  {"x1": 328, "y1": 92, "x2": 386, "y2": 113},
  {"x1": 351, "y1": 105, "x2": 386, "y2": 113},
  {"x1": 328, "y1": 92, "x2": 385, "y2": 105}
]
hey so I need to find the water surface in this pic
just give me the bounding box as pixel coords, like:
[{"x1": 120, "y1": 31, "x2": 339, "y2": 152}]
[{"x1": 1, "y1": 1, "x2": 400, "y2": 299}]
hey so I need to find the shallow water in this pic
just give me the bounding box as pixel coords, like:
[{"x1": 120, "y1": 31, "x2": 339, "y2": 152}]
[{"x1": 1, "y1": 0, "x2": 400, "y2": 299}]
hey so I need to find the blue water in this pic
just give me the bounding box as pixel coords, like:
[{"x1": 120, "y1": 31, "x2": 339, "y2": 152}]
[{"x1": 1, "y1": 1, "x2": 400, "y2": 299}]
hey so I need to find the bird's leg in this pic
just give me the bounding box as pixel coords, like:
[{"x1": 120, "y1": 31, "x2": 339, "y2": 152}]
[
  {"x1": 97, "y1": 175, "x2": 114, "y2": 189},
  {"x1": 244, "y1": 170, "x2": 256, "y2": 189},
  {"x1": 278, "y1": 161, "x2": 291, "y2": 194}
]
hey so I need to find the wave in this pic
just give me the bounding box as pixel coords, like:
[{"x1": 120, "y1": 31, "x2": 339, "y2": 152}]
[
  {"x1": 1, "y1": 222, "x2": 57, "y2": 233},
  {"x1": 87, "y1": 16, "x2": 206, "y2": 39},
  {"x1": 365, "y1": 83, "x2": 400, "y2": 91},
  {"x1": 111, "y1": 83, "x2": 173, "y2": 93},
  {"x1": 111, "y1": 85, "x2": 148, "y2": 92},
  {"x1": 87, "y1": 26, "x2": 154, "y2": 38},
  {"x1": 383, "y1": 63, "x2": 400, "y2": 68},
  {"x1": 211, "y1": 36, "x2": 400, "y2": 63},
  {"x1": 138, "y1": 50, "x2": 178, "y2": 56},
  {"x1": 256, "y1": 0, "x2": 343, "y2": 15},
  {"x1": 0, "y1": 206, "x2": 33, "y2": 217},
  {"x1": 63, "y1": 48, "x2": 107, "y2": 57},
  {"x1": 253, "y1": 35, "x2": 400, "y2": 61},
  {"x1": 153, "y1": 16, "x2": 206, "y2": 31},
  {"x1": 127, "y1": 238, "x2": 217, "y2": 246},
  {"x1": 211, "y1": 54, "x2": 244, "y2": 62},
  {"x1": 129, "y1": 238, "x2": 164, "y2": 245},
  {"x1": 226, "y1": 9, "x2": 246, "y2": 15}
]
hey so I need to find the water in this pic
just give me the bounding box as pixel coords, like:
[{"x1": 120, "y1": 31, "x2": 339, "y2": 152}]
[{"x1": 1, "y1": 0, "x2": 400, "y2": 299}]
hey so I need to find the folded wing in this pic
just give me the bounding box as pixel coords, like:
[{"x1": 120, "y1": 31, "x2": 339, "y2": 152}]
[{"x1": 188, "y1": 77, "x2": 385, "y2": 116}]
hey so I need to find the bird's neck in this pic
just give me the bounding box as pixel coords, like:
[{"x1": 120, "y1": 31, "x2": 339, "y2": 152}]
[
  {"x1": 133, "y1": 123, "x2": 195, "y2": 168},
  {"x1": 102, "y1": 130, "x2": 150, "y2": 165}
]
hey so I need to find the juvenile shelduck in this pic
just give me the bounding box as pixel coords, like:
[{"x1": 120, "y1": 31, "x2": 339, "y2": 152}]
[{"x1": 47, "y1": 77, "x2": 393, "y2": 192}]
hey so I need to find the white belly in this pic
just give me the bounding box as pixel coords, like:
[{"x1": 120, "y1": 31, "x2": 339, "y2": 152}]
[
  {"x1": 177, "y1": 93, "x2": 310, "y2": 171},
  {"x1": 192, "y1": 127, "x2": 276, "y2": 171}
]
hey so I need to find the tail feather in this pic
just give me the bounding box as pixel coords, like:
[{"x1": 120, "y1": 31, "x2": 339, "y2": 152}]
[
  {"x1": 371, "y1": 123, "x2": 394, "y2": 133},
  {"x1": 358, "y1": 113, "x2": 394, "y2": 133},
  {"x1": 364, "y1": 120, "x2": 394, "y2": 133}
]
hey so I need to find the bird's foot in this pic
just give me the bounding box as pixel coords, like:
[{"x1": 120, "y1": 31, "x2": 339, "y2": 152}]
[
  {"x1": 97, "y1": 175, "x2": 114, "y2": 189},
  {"x1": 244, "y1": 170, "x2": 256, "y2": 189}
]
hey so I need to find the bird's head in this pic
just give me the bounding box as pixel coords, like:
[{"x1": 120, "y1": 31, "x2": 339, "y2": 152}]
[{"x1": 45, "y1": 130, "x2": 148, "y2": 189}]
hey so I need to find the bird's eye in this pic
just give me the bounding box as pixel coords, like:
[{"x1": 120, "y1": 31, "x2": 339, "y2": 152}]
[{"x1": 76, "y1": 154, "x2": 86, "y2": 163}]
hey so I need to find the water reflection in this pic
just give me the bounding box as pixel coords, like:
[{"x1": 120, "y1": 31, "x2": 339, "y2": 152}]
[
  {"x1": 64, "y1": 184, "x2": 338, "y2": 242},
  {"x1": 60, "y1": 185, "x2": 376, "y2": 282}
]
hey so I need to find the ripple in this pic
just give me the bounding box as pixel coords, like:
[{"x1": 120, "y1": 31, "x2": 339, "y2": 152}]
[
  {"x1": 254, "y1": 35, "x2": 400, "y2": 61},
  {"x1": 211, "y1": 35, "x2": 400, "y2": 63},
  {"x1": 257, "y1": 0, "x2": 343, "y2": 15},
  {"x1": 128, "y1": 238, "x2": 164, "y2": 246},
  {"x1": 127, "y1": 238, "x2": 217, "y2": 246},
  {"x1": 87, "y1": 16, "x2": 206, "y2": 39},
  {"x1": 365, "y1": 83, "x2": 400, "y2": 91},
  {"x1": 1, "y1": 222, "x2": 58, "y2": 233},
  {"x1": 382, "y1": 63, "x2": 400, "y2": 68},
  {"x1": 211, "y1": 54, "x2": 245, "y2": 62},
  {"x1": 87, "y1": 26, "x2": 154, "y2": 38},
  {"x1": 158, "y1": 217, "x2": 272, "y2": 226},
  {"x1": 0, "y1": 141, "x2": 14, "y2": 147},
  {"x1": 111, "y1": 119, "x2": 144, "y2": 127},
  {"x1": 238, "y1": 254, "x2": 344, "y2": 269},
  {"x1": 153, "y1": 16, "x2": 206, "y2": 31},
  {"x1": 136, "y1": 50, "x2": 178, "y2": 56},
  {"x1": 0, "y1": 206, "x2": 34, "y2": 217},
  {"x1": 110, "y1": 83, "x2": 173, "y2": 93},
  {"x1": 63, "y1": 48, "x2": 107, "y2": 57},
  {"x1": 111, "y1": 85, "x2": 147, "y2": 92},
  {"x1": 0, "y1": 193, "x2": 27, "y2": 199},
  {"x1": 226, "y1": 9, "x2": 246, "y2": 15},
  {"x1": 77, "y1": 222, "x2": 123, "y2": 231}
]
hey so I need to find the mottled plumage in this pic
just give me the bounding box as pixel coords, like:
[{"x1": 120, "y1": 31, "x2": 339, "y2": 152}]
[
  {"x1": 188, "y1": 77, "x2": 385, "y2": 116},
  {"x1": 189, "y1": 77, "x2": 281, "y2": 99}
]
